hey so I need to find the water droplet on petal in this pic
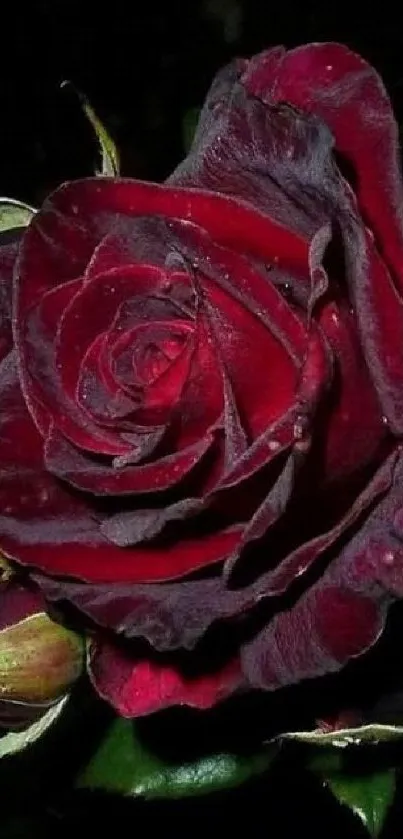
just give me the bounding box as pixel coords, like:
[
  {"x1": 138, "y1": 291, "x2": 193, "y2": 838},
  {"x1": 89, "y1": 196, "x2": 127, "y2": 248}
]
[{"x1": 280, "y1": 282, "x2": 292, "y2": 299}]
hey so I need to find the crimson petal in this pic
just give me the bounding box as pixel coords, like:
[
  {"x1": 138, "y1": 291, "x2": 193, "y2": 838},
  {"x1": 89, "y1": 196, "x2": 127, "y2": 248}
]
[
  {"x1": 18, "y1": 177, "x2": 308, "y2": 279},
  {"x1": 243, "y1": 42, "x2": 403, "y2": 435},
  {"x1": 170, "y1": 63, "x2": 332, "y2": 242},
  {"x1": 244, "y1": 42, "x2": 403, "y2": 288},
  {"x1": 18, "y1": 277, "x2": 129, "y2": 454},
  {"x1": 88, "y1": 640, "x2": 242, "y2": 716},
  {"x1": 56, "y1": 265, "x2": 165, "y2": 405},
  {"x1": 0, "y1": 360, "x2": 242, "y2": 583},
  {"x1": 241, "y1": 450, "x2": 403, "y2": 690},
  {"x1": 0, "y1": 581, "x2": 44, "y2": 630},
  {"x1": 44, "y1": 426, "x2": 215, "y2": 495},
  {"x1": 34, "y1": 452, "x2": 398, "y2": 648},
  {"x1": 100, "y1": 498, "x2": 204, "y2": 547}
]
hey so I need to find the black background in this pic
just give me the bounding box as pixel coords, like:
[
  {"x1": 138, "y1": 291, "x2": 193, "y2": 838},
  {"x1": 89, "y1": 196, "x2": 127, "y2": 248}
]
[
  {"x1": 2, "y1": 2, "x2": 403, "y2": 203},
  {"x1": 1, "y1": 2, "x2": 403, "y2": 836}
]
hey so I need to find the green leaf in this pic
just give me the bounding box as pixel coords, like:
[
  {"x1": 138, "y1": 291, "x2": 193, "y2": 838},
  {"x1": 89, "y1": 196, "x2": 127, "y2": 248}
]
[
  {"x1": 77, "y1": 717, "x2": 275, "y2": 799},
  {"x1": 62, "y1": 81, "x2": 120, "y2": 177},
  {"x1": 309, "y1": 748, "x2": 396, "y2": 837},
  {"x1": 281, "y1": 722, "x2": 403, "y2": 748},
  {"x1": 0, "y1": 198, "x2": 36, "y2": 233},
  {"x1": 326, "y1": 769, "x2": 395, "y2": 836},
  {"x1": 0, "y1": 695, "x2": 69, "y2": 759}
]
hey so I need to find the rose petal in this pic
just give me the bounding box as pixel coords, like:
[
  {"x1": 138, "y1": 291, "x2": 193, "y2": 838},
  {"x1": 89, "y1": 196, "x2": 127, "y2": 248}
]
[
  {"x1": 137, "y1": 312, "x2": 223, "y2": 446},
  {"x1": 44, "y1": 426, "x2": 215, "y2": 495},
  {"x1": 88, "y1": 639, "x2": 243, "y2": 716},
  {"x1": 170, "y1": 62, "x2": 332, "y2": 242},
  {"x1": 100, "y1": 498, "x2": 204, "y2": 548},
  {"x1": 243, "y1": 42, "x2": 403, "y2": 434},
  {"x1": 15, "y1": 179, "x2": 308, "y2": 464},
  {"x1": 0, "y1": 358, "x2": 242, "y2": 583},
  {"x1": 0, "y1": 581, "x2": 44, "y2": 631},
  {"x1": 19, "y1": 277, "x2": 129, "y2": 454},
  {"x1": 343, "y1": 223, "x2": 403, "y2": 435},
  {"x1": 34, "y1": 452, "x2": 398, "y2": 648},
  {"x1": 242, "y1": 586, "x2": 383, "y2": 691},
  {"x1": 201, "y1": 274, "x2": 298, "y2": 438},
  {"x1": 171, "y1": 221, "x2": 309, "y2": 360},
  {"x1": 317, "y1": 301, "x2": 385, "y2": 480},
  {"x1": 241, "y1": 449, "x2": 403, "y2": 690},
  {"x1": 17, "y1": 178, "x2": 308, "y2": 290},
  {"x1": 57, "y1": 265, "x2": 164, "y2": 407},
  {"x1": 244, "y1": 42, "x2": 403, "y2": 288}
]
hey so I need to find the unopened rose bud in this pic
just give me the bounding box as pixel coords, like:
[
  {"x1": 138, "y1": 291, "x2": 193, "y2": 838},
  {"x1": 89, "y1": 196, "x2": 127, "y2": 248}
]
[{"x1": 0, "y1": 583, "x2": 84, "y2": 721}]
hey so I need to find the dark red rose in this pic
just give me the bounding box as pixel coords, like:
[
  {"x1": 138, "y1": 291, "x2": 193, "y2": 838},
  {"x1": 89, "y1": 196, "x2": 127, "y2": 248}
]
[{"x1": 1, "y1": 42, "x2": 403, "y2": 721}]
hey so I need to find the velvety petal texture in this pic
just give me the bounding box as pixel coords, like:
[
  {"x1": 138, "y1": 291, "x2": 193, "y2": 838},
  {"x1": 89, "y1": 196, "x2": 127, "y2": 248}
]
[{"x1": 1, "y1": 42, "x2": 403, "y2": 724}]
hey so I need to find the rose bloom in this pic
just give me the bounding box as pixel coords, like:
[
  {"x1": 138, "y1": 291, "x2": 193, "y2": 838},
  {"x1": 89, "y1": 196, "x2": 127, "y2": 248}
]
[{"x1": 1, "y1": 42, "x2": 403, "y2": 725}]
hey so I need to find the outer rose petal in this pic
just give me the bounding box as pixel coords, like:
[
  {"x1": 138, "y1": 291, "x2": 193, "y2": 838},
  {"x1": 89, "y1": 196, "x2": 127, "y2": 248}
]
[
  {"x1": 34, "y1": 451, "x2": 395, "y2": 658},
  {"x1": 87, "y1": 449, "x2": 403, "y2": 713},
  {"x1": 170, "y1": 73, "x2": 386, "y2": 466},
  {"x1": 169, "y1": 62, "x2": 330, "y2": 241},
  {"x1": 61, "y1": 448, "x2": 403, "y2": 715},
  {"x1": 242, "y1": 43, "x2": 403, "y2": 433},
  {"x1": 243, "y1": 43, "x2": 403, "y2": 287},
  {"x1": 88, "y1": 640, "x2": 243, "y2": 716},
  {"x1": 241, "y1": 450, "x2": 403, "y2": 690}
]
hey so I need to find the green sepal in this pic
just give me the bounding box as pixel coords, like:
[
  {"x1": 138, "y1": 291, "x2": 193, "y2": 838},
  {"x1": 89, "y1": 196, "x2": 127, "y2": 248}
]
[
  {"x1": 62, "y1": 82, "x2": 120, "y2": 176},
  {"x1": 0, "y1": 198, "x2": 36, "y2": 233}
]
